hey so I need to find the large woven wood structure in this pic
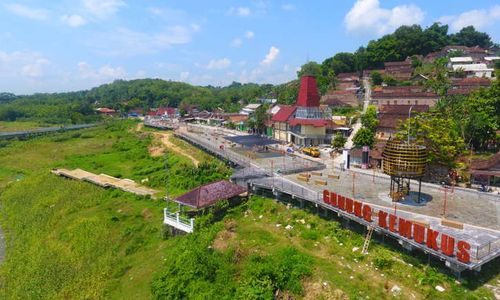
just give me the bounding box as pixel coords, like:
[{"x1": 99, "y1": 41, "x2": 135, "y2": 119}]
[{"x1": 382, "y1": 139, "x2": 427, "y2": 202}]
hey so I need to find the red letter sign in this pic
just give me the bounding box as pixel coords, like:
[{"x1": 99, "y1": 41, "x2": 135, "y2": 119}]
[
  {"x1": 426, "y1": 229, "x2": 439, "y2": 251},
  {"x1": 378, "y1": 211, "x2": 388, "y2": 228},
  {"x1": 440, "y1": 234, "x2": 455, "y2": 257},
  {"x1": 398, "y1": 218, "x2": 412, "y2": 239},
  {"x1": 413, "y1": 224, "x2": 425, "y2": 244},
  {"x1": 323, "y1": 190, "x2": 330, "y2": 204},
  {"x1": 457, "y1": 241, "x2": 471, "y2": 263}
]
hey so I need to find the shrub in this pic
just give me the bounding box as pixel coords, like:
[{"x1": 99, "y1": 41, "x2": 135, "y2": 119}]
[
  {"x1": 300, "y1": 229, "x2": 319, "y2": 241},
  {"x1": 373, "y1": 252, "x2": 394, "y2": 269}
]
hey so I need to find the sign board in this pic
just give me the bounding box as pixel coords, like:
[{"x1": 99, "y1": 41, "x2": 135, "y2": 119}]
[{"x1": 322, "y1": 189, "x2": 471, "y2": 263}]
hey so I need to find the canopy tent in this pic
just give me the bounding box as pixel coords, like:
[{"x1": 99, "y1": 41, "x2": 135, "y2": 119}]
[{"x1": 224, "y1": 135, "x2": 279, "y2": 147}]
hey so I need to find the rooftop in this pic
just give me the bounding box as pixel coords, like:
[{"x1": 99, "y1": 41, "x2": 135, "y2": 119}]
[
  {"x1": 271, "y1": 105, "x2": 296, "y2": 122},
  {"x1": 174, "y1": 180, "x2": 247, "y2": 209},
  {"x1": 452, "y1": 64, "x2": 494, "y2": 72},
  {"x1": 225, "y1": 135, "x2": 279, "y2": 147},
  {"x1": 450, "y1": 57, "x2": 473, "y2": 63},
  {"x1": 296, "y1": 76, "x2": 320, "y2": 107}
]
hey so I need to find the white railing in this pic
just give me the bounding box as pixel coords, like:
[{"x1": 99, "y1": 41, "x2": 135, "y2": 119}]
[{"x1": 163, "y1": 208, "x2": 195, "y2": 233}]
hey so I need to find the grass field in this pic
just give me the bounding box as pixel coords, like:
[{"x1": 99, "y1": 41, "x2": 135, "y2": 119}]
[
  {"x1": 0, "y1": 120, "x2": 498, "y2": 299},
  {"x1": 0, "y1": 121, "x2": 57, "y2": 132}
]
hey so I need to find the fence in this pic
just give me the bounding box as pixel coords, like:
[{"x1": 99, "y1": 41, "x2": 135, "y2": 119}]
[{"x1": 163, "y1": 208, "x2": 194, "y2": 233}]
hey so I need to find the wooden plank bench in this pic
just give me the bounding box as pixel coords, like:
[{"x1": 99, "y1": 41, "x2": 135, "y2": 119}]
[
  {"x1": 328, "y1": 174, "x2": 340, "y2": 179},
  {"x1": 441, "y1": 218, "x2": 464, "y2": 230},
  {"x1": 315, "y1": 180, "x2": 327, "y2": 186},
  {"x1": 297, "y1": 176, "x2": 309, "y2": 182}
]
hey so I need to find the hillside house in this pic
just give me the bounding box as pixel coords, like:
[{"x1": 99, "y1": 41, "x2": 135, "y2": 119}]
[
  {"x1": 336, "y1": 72, "x2": 360, "y2": 90},
  {"x1": 470, "y1": 152, "x2": 500, "y2": 188},
  {"x1": 372, "y1": 86, "x2": 439, "y2": 108},
  {"x1": 448, "y1": 77, "x2": 491, "y2": 95},
  {"x1": 96, "y1": 107, "x2": 117, "y2": 116},
  {"x1": 451, "y1": 63, "x2": 494, "y2": 78},
  {"x1": 239, "y1": 103, "x2": 261, "y2": 115},
  {"x1": 376, "y1": 105, "x2": 429, "y2": 140},
  {"x1": 321, "y1": 90, "x2": 360, "y2": 107},
  {"x1": 384, "y1": 60, "x2": 413, "y2": 81}
]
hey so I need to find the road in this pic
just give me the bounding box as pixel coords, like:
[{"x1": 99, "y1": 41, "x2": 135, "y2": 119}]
[{"x1": 344, "y1": 77, "x2": 371, "y2": 149}]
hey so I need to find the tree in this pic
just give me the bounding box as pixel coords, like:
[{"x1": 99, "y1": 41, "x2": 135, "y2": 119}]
[
  {"x1": 435, "y1": 83, "x2": 498, "y2": 151},
  {"x1": 332, "y1": 132, "x2": 347, "y2": 151},
  {"x1": 322, "y1": 52, "x2": 356, "y2": 75},
  {"x1": 396, "y1": 113, "x2": 465, "y2": 167},
  {"x1": 421, "y1": 23, "x2": 450, "y2": 54},
  {"x1": 370, "y1": 71, "x2": 383, "y2": 85},
  {"x1": 382, "y1": 75, "x2": 398, "y2": 86},
  {"x1": 361, "y1": 105, "x2": 379, "y2": 131},
  {"x1": 253, "y1": 105, "x2": 268, "y2": 134},
  {"x1": 297, "y1": 62, "x2": 322, "y2": 78},
  {"x1": 450, "y1": 26, "x2": 493, "y2": 48},
  {"x1": 353, "y1": 47, "x2": 368, "y2": 71},
  {"x1": 352, "y1": 127, "x2": 375, "y2": 148},
  {"x1": 424, "y1": 57, "x2": 450, "y2": 96}
]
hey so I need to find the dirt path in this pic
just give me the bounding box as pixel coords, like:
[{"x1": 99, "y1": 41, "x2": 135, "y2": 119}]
[
  {"x1": 136, "y1": 122, "x2": 144, "y2": 131},
  {"x1": 152, "y1": 132, "x2": 200, "y2": 167}
]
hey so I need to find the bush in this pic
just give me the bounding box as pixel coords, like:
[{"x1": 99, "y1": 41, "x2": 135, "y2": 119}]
[
  {"x1": 237, "y1": 247, "x2": 313, "y2": 297},
  {"x1": 300, "y1": 229, "x2": 319, "y2": 241},
  {"x1": 373, "y1": 252, "x2": 394, "y2": 269}
]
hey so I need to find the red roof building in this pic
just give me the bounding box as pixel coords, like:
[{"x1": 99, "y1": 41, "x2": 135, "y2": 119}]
[
  {"x1": 372, "y1": 86, "x2": 439, "y2": 107},
  {"x1": 96, "y1": 107, "x2": 117, "y2": 115},
  {"x1": 376, "y1": 105, "x2": 429, "y2": 140},
  {"x1": 321, "y1": 90, "x2": 360, "y2": 107},
  {"x1": 174, "y1": 180, "x2": 247, "y2": 209},
  {"x1": 447, "y1": 77, "x2": 492, "y2": 95},
  {"x1": 267, "y1": 76, "x2": 332, "y2": 146},
  {"x1": 271, "y1": 105, "x2": 296, "y2": 122}
]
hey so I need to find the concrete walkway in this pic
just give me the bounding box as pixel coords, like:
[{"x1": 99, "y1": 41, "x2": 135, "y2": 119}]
[{"x1": 345, "y1": 77, "x2": 371, "y2": 149}]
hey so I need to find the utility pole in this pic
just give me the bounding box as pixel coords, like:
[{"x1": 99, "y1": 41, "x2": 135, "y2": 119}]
[
  {"x1": 408, "y1": 105, "x2": 414, "y2": 144},
  {"x1": 164, "y1": 151, "x2": 169, "y2": 202}
]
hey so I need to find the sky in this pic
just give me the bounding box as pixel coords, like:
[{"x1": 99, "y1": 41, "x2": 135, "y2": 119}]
[{"x1": 0, "y1": 0, "x2": 499, "y2": 94}]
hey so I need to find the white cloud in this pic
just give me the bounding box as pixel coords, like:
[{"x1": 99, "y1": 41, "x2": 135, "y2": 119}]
[
  {"x1": 3, "y1": 3, "x2": 49, "y2": 21},
  {"x1": 261, "y1": 46, "x2": 280, "y2": 66},
  {"x1": 180, "y1": 71, "x2": 190, "y2": 81},
  {"x1": 136, "y1": 70, "x2": 146, "y2": 78},
  {"x1": 228, "y1": 6, "x2": 251, "y2": 17},
  {"x1": 206, "y1": 58, "x2": 231, "y2": 70},
  {"x1": 231, "y1": 38, "x2": 243, "y2": 47},
  {"x1": 438, "y1": 5, "x2": 500, "y2": 32},
  {"x1": 281, "y1": 4, "x2": 296, "y2": 11},
  {"x1": 0, "y1": 50, "x2": 50, "y2": 78},
  {"x1": 60, "y1": 14, "x2": 87, "y2": 27},
  {"x1": 148, "y1": 6, "x2": 187, "y2": 22},
  {"x1": 245, "y1": 31, "x2": 255, "y2": 39},
  {"x1": 91, "y1": 25, "x2": 198, "y2": 56},
  {"x1": 83, "y1": 0, "x2": 125, "y2": 18},
  {"x1": 344, "y1": 0, "x2": 424, "y2": 36},
  {"x1": 77, "y1": 61, "x2": 126, "y2": 79},
  {"x1": 21, "y1": 58, "x2": 49, "y2": 77}
]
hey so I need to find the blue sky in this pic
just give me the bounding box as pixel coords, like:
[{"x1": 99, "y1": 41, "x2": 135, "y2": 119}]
[{"x1": 1, "y1": 0, "x2": 499, "y2": 94}]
